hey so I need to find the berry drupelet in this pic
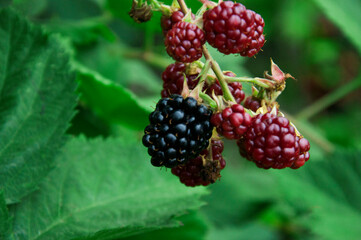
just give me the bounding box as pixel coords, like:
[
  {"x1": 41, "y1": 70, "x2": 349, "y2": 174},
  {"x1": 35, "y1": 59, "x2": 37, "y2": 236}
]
[
  {"x1": 211, "y1": 104, "x2": 252, "y2": 140},
  {"x1": 237, "y1": 113, "x2": 301, "y2": 169},
  {"x1": 203, "y1": 1, "x2": 265, "y2": 57},
  {"x1": 291, "y1": 137, "x2": 311, "y2": 169},
  {"x1": 142, "y1": 95, "x2": 214, "y2": 168},
  {"x1": 244, "y1": 96, "x2": 261, "y2": 112},
  {"x1": 171, "y1": 140, "x2": 226, "y2": 187},
  {"x1": 165, "y1": 21, "x2": 206, "y2": 63}
]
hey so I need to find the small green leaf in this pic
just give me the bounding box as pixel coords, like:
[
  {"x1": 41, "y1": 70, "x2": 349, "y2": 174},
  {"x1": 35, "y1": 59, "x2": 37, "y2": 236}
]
[
  {"x1": 0, "y1": 191, "x2": 11, "y2": 238},
  {"x1": 0, "y1": 8, "x2": 77, "y2": 203},
  {"x1": 75, "y1": 64, "x2": 152, "y2": 129},
  {"x1": 313, "y1": 0, "x2": 361, "y2": 54},
  {"x1": 9, "y1": 136, "x2": 207, "y2": 240}
]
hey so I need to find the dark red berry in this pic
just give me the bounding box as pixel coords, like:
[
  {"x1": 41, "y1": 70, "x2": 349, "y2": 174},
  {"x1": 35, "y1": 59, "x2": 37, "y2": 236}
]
[
  {"x1": 205, "y1": 72, "x2": 245, "y2": 104},
  {"x1": 161, "y1": 62, "x2": 199, "y2": 98},
  {"x1": 291, "y1": 137, "x2": 310, "y2": 169},
  {"x1": 211, "y1": 104, "x2": 252, "y2": 139},
  {"x1": 237, "y1": 113, "x2": 300, "y2": 169},
  {"x1": 161, "y1": 10, "x2": 196, "y2": 36},
  {"x1": 165, "y1": 21, "x2": 205, "y2": 63},
  {"x1": 244, "y1": 96, "x2": 261, "y2": 112},
  {"x1": 203, "y1": 1, "x2": 265, "y2": 57},
  {"x1": 143, "y1": 95, "x2": 214, "y2": 168},
  {"x1": 171, "y1": 140, "x2": 226, "y2": 187}
]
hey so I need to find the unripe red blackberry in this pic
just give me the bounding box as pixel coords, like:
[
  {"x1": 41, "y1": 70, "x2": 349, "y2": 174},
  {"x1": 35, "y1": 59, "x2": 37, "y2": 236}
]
[
  {"x1": 161, "y1": 10, "x2": 185, "y2": 36},
  {"x1": 238, "y1": 113, "x2": 300, "y2": 169},
  {"x1": 165, "y1": 21, "x2": 205, "y2": 63},
  {"x1": 161, "y1": 10, "x2": 196, "y2": 36},
  {"x1": 171, "y1": 140, "x2": 226, "y2": 187},
  {"x1": 205, "y1": 72, "x2": 245, "y2": 104},
  {"x1": 211, "y1": 104, "x2": 252, "y2": 139},
  {"x1": 291, "y1": 137, "x2": 310, "y2": 169},
  {"x1": 203, "y1": 1, "x2": 265, "y2": 57},
  {"x1": 161, "y1": 62, "x2": 198, "y2": 98},
  {"x1": 142, "y1": 95, "x2": 214, "y2": 168},
  {"x1": 244, "y1": 96, "x2": 261, "y2": 112}
]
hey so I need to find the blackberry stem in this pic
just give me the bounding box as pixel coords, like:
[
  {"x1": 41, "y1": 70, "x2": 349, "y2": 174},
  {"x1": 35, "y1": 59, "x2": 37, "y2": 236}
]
[
  {"x1": 177, "y1": 0, "x2": 235, "y2": 102},
  {"x1": 202, "y1": 46, "x2": 236, "y2": 102},
  {"x1": 148, "y1": 0, "x2": 162, "y2": 9},
  {"x1": 225, "y1": 76, "x2": 275, "y2": 89}
]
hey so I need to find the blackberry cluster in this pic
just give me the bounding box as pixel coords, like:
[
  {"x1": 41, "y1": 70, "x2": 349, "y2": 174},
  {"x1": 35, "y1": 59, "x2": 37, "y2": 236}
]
[
  {"x1": 142, "y1": 95, "x2": 213, "y2": 168},
  {"x1": 237, "y1": 113, "x2": 310, "y2": 169},
  {"x1": 165, "y1": 21, "x2": 205, "y2": 63},
  {"x1": 211, "y1": 104, "x2": 252, "y2": 139},
  {"x1": 203, "y1": 1, "x2": 265, "y2": 57},
  {"x1": 171, "y1": 140, "x2": 226, "y2": 187}
]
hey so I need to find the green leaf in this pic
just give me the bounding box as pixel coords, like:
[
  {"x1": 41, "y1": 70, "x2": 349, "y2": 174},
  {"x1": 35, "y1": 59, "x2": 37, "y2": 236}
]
[
  {"x1": 273, "y1": 151, "x2": 361, "y2": 240},
  {"x1": 46, "y1": 19, "x2": 116, "y2": 46},
  {"x1": 312, "y1": 0, "x2": 361, "y2": 54},
  {"x1": 9, "y1": 136, "x2": 207, "y2": 240},
  {"x1": 0, "y1": 8, "x2": 77, "y2": 203},
  {"x1": 12, "y1": 0, "x2": 47, "y2": 16},
  {"x1": 207, "y1": 223, "x2": 279, "y2": 240},
  {"x1": 77, "y1": 43, "x2": 162, "y2": 93},
  {"x1": 75, "y1": 64, "x2": 152, "y2": 130},
  {"x1": 124, "y1": 211, "x2": 208, "y2": 240},
  {"x1": 0, "y1": 191, "x2": 11, "y2": 238}
]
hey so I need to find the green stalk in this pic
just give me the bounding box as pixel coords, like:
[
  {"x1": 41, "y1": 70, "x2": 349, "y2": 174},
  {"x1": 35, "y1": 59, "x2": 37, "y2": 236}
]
[
  {"x1": 297, "y1": 75, "x2": 361, "y2": 120},
  {"x1": 176, "y1": 0, "x2": 235, "y2": 102},
  {"x1": 225, "y1": 76, "x2": 274, "y2": 89}
]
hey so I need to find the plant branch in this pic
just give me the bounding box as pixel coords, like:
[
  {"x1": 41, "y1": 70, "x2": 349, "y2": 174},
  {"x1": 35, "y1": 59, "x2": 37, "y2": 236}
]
[
  {"x1": 202, "y1": 46, "x2": 236, "y2": 102},
  {"x1": 296, "y1": 75, "x2": 361, "y2": 120}
]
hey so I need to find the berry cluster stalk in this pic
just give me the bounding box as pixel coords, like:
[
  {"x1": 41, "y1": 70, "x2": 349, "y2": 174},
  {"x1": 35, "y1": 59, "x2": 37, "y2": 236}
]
[{"x1": 176, "y1": 0, "x2": 236, "y2": 103}]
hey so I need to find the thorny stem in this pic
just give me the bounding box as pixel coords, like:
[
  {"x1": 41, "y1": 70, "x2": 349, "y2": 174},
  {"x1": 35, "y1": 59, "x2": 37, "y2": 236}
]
[
  {"x1": 225, "y1": 76, "x2": 274, "y2": 89},
  {"x1": 177, "y1": 0, "x2": 236, "y2": 102},
  {"x1": 296, "y1": 75, "x2": 361, "y2": 120}
]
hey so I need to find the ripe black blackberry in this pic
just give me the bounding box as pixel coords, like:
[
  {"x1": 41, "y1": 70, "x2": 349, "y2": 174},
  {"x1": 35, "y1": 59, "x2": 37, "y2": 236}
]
[
  {"x1": 161, "y1": 62, "x2": 199, "y2": 98},
  {"x1": 237, "y1": 113, "x2": 300, "y2": 169},
  {"x1": 203, "y1": 1, "x2": 265, "y2": 57},
  {"x1": 142, "y1": 95, "x2": 214, "y2": 168},
  {"x1": 165, "y1": 21, "x2": 205, "y2": 63},
  {"x1": 171, "y1": 140, "x2": 226, "y2": 187}
]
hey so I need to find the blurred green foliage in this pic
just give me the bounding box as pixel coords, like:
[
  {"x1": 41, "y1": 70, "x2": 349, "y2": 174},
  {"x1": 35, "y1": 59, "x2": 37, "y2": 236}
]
[{"x1": 0, "y1": 0, "x2": 361, "y2": 239}]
